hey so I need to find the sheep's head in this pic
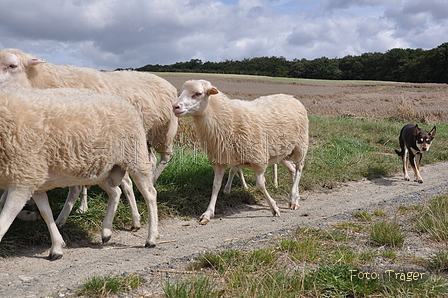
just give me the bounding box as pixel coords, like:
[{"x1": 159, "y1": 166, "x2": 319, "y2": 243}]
[
  {"x1": 0, "y1": 49, "x2": 46, "y2": 88},
  {"x1": 172, "y1": 79, "x2": 219, "y2": 117}
]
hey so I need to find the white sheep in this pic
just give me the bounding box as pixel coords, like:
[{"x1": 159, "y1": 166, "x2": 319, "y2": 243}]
[
  {"x1": 172, "y1": 79, "x2": 308, "y2": 224},
  {"x1": 0, "y1": 48, "x2": 178, "y2": 228},
  {"x1": 0, "y1": 88, "x2": 158, "y2": 260}
]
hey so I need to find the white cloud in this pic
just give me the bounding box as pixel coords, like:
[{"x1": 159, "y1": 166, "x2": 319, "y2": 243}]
[{"x1": 0, "y1": 0, "x2": 447, "y2": 70}]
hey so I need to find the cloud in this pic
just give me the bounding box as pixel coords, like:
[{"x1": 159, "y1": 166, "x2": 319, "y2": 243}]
[
  {"x1": 322, "y1": 0, "x2": 391, "y2": 10},
  {"x1": 0, "y1": 0, "x2": 447, "y2": 70},
  {"x1": 383, "y1": 0, "x2": 448, "y2": 49}
]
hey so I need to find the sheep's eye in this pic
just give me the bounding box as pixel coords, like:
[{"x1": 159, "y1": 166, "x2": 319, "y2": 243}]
[
  {"x1": 194, "y1": 92, "x2": 202, "y2": 97},
  {"x1": 9, "y1": 64, "x2": 17, "y2": 69}
]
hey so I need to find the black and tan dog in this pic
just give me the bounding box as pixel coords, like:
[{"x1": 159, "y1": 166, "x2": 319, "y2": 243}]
[{"x1": 395, "y1": 124, "x2": 436, "y2": 183}]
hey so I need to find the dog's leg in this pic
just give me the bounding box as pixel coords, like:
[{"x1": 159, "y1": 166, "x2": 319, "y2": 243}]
[
  {"x1": 409, "y1": 152, "x2": 423, "y2": 183},
  {"x1": 402, "y1": 147, "x2": 410, "y2": 181},
  {"x1": 413, "y1": 153, "x2": 423, "y2": 183}
]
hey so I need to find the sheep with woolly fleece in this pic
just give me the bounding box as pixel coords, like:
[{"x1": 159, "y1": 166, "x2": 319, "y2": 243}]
[
  {"x1": 0, "y1": 48, "x2": 178, "y2": 228},
  {"x1": 0, "y1": 88, "x2": 158, "y2": 260},
  {"x1": 0, "y1": 87, "x2": 142, "y2": 230},
  {"x1": 172, "y1": 79, "x2": 308, "y2": 225}
]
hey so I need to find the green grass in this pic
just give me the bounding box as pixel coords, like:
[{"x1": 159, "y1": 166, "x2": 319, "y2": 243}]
[
  {"x1": 164, "y1": 275, "x2": 221, "y2": 298},
  {"x1": 306, "y1": 117, "x2": 448, "y2": 192},
  {"x1": 335, "y1": 221, "x2": 365, "y2": 232},
  {"x1": 77, "y1": 273, "x2": 143, "y2": 297},
  {"x1": 169, "y1": 222, "x2": 448, "y2": 298},
  {"x1": 354, "y1": 210, "x2": 373, "y2": 221},
  {"x1": 370, "y1": 220, "x2": 405, "y2": 247},
  {"x1": 373, "y1": 209, "x2": 387, "y2": 217},
  {"x1": 381, "y1": 249, "x2": 397, "y2": 259},
  {"x1": 417, "y1": 196, "x2": 448, "y2": 241},
  {"x1": 426, "y1": 249, "x2": 448, "y2": 272}
]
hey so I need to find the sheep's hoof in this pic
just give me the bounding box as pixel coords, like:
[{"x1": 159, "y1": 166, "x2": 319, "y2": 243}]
[
  {"x1": 416, "y1": 179, "x2": 423, "y2": 184},
  {"x1": 289, "y1": 204, "x2": 300, "y2": 210},
  {"x1": 47, "y1": 253, "x2": 63, "y2": 261},
  {"x1": 102, "y1": 236, "x2": 111, "y2": 244},
  {"x1": 145, "y1": 242, "x2": 156, "y2": 248},
  {"x1": 272, "y1": 210, "x2": 281, "y2": 217},
  {"x1": 130, "y1": 226, "x2": 140, "y2": 232},
  {"x1": 199, "y1": 218, "x2": 210, "y2": 225}
]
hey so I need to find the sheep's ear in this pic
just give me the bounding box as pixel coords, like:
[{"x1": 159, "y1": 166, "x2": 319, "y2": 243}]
[
  {"x1": 26, "y1": 58, "x2": 46, "y2": 67},
  {"x1": 209, "y1": 87, "x2": 219, "y2": 95}
]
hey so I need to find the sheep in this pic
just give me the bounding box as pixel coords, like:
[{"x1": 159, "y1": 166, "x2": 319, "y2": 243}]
[
  {"x1": 0, "y1": 87, "x2": 142, "y2": 230},
  {"x1": 172, "y1": 79, "x2": 309, "y2": 225},
  {"x1": 0, "y1": 48, "x2": 178, "y2": 228},
  {"x1": 0, "y1": 88, "x2": 158, "y2": 260}
]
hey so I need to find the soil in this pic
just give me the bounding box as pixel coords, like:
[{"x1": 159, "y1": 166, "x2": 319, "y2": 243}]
[{"x1": 1, "y1": 75, "x2": 448, "y2": 297}]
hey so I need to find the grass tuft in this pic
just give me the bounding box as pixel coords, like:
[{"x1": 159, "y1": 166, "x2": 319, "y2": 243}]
[
  {"x1": 426, "y1": 249, "x2": 448, "y2": 272},
  {"x1": 354, "y1": 210, "x2": 372, "y2": 221},
  {"x1": 370, "y1": 220, "x2": 405, "y2": 247},
  {"x1": 164, "y1": 275, "x2": 221, "y2": 298},
  {"x1": 77, "y1": 273, "x2": 143, "y2": 298},
  {"x1": 417, "y1": 196, "x2": 448, "y2": 241}
]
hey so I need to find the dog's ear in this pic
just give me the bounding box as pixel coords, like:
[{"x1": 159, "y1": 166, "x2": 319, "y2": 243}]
[
  {"x1": 413, "y1": 124, "x2": 420, "y2": 136},
  {"x1": 429, "y1": 126, "x2": 436, "y2": 139}
]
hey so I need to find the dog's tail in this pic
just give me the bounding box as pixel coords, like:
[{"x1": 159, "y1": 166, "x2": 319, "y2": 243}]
[{"x1": 394, "y1": 149, "x2": 403, "y2": 157}]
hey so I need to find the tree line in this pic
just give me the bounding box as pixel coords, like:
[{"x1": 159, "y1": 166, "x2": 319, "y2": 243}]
[{"x1": 135, "y1": 42, "x2": 448, "y2": 83}]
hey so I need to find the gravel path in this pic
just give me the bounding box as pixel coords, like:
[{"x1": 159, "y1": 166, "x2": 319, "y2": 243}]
[{"x1": 1, "y1": 161, "x2": 448, "y2": 297}]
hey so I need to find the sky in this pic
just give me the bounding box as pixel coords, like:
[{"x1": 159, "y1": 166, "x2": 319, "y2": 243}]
[{"x1": 0, "y1": 0, "x2": 447, "y2": 71}]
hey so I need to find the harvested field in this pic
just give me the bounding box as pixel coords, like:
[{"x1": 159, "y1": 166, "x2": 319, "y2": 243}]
[{"x1": 162, "y1": 73, "x2": 448, "y2": 123}]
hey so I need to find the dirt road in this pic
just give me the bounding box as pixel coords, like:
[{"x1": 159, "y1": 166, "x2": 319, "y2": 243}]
[{"x1": 1, "y1": 160, "x2": 448, "y2": 297}]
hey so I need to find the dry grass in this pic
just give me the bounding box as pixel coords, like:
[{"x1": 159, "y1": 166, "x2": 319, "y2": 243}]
[{"x1": 162, "y1": 74, "x2": 448, "y2": 125}]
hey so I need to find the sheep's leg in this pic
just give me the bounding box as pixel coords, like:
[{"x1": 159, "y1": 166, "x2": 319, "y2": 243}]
[
  {"x1": 288, "y1": 157, "x2": 304, "y2": 210},
  {"x1": 121, "y1": 173, "x2": 141, "y2": 231},
  {"x1": 78, "y1": 186, "x2": 89, "y2": 213},
  {"x1": 224, "y1": 167, "x2": 248, "y2": 194},
  {"x1": 200, "y1": 164, "x2": 227, "y2": 225},
  {"x1": 32, "y1": 192, "x2": 65, "y2": 261},
  {"x1": 223, "y1": 167, "x2": 238, "y2": 194},
  {"x1": 0, "y1": 187, "x2": 32, "y2": 241},
  {"x1": 152, "y1": 148, "x2": 173, "y2": 184},
  {"x1": 253, "y1": 167, "x2": 280, "y2": 217},
  {"x1": 236, "y1": 168, "x2": 249, "y2": 190},
  {"x1": 130, "y1": 172, "x2": 158, "y2": 248},
  {"x1": 0, "y1": 188, "x2": 7, "y2": 211},
  {"x1": 281, "y1": 159, "x2": 297, "y2": 181},
  {"x1": 55, "y1": 185, "x2": 83, "y2": 227},
  {"x1": 273, "y1": 164, "x2": 278, "y2": 188},
  {"x1": 98, "y1": 179, "x2": 122, "y2": 244}
]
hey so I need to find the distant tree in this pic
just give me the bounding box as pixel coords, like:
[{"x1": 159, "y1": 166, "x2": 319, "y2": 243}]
[{"x1": 135, "y1": 43, "x2": 448, "y2": 84}]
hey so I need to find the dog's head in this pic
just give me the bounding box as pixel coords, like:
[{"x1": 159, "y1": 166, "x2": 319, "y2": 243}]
[{"x1": 415, "y1": 125, "x2": 436, "y2": 152}]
